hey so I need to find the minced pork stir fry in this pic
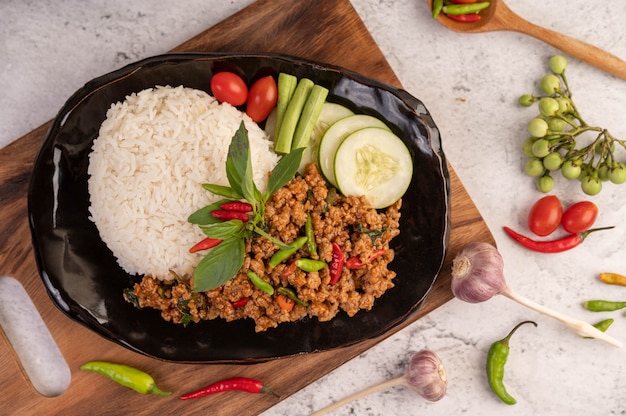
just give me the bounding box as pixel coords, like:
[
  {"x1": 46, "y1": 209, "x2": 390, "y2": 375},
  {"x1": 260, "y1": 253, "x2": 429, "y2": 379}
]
[{"x1": 124, "y1": 164, "x2": 401, "y2": 332}]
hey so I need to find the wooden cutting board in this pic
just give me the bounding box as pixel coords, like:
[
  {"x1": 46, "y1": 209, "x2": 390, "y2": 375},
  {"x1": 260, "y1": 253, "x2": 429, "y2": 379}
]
[{"x1": 0, "y1": 0, "x2": 494, "y2": 414}]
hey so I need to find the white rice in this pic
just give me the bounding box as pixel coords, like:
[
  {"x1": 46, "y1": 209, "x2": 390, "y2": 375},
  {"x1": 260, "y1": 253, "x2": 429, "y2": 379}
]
[{"x1": 87, "y1": 85, "x2": 279, "y2": 279}]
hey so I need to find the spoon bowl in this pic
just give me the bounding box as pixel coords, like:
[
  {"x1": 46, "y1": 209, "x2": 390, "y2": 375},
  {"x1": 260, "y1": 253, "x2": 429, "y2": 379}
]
[{"x1": 428, "y1": 0, "x2": 626, "y2": 80}]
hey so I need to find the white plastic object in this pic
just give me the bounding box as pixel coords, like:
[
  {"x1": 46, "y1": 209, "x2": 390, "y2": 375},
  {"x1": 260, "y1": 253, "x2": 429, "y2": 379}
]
[{"x1": 0, "y1": 276, "x2": 71, "y2": 396}]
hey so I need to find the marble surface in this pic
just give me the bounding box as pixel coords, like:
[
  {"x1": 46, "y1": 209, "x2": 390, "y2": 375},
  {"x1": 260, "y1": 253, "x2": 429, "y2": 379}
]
[{"x1": 2, "y1": 0, "x2": 626, "y2": 414}]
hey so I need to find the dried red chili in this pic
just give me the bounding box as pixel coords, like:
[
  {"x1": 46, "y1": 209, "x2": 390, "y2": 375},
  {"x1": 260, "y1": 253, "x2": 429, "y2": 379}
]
[
  {"x1": 210, "y1": 209, "x2": 249, "y2": 222},
  {"x1": 179, "y1": 377, "x2": 278, "y2": 400},
  {"x1": 189, "y1": 237, "x2": 223, "y2": 253},
  {"x1": 329, "y1": 242, "x2": 345, "y2": 285},
  {"x1": 502, "y1": 226, "x2": 614, "y2": 253},
  {"x1": 220, "y1": 201, "x2": 253, "y2": 212}
]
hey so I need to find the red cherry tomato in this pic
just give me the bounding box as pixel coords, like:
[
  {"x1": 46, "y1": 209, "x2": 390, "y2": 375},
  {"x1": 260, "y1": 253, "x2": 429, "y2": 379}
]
[
  {"x1": 561, "y1": 201, "x2": 598, "y2": 233},
  {"x1": 528, "y1": 195, "x2": 562, "y2": 237},
  {"x1": 246, "y1": 75, "x2": 278, "y2": 123},
  {"x1": 210, "y1": 72, "x2": 248, "y2": 106}
]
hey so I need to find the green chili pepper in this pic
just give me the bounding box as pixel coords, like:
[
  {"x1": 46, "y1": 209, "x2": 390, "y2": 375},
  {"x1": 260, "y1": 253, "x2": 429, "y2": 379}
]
[
  {"x1": 584, "y1": 318, "x2": 614, "y2": 338},
  {"x1": 442, "y1": 1, "x2": 490, "y2": 15},
  {"x1": 268, "y1": 236, "x2": 308, "y2": 267},
  {"x1": 295, "y1": 258, "x2": 327, "y2": 272},
  {"x1": 486, "y1": 320, "x2": 537, "y2": 405},
  {"x1": 277, "y1": 286, "x2": 309, "y2": 307},
  {"x1": 432, "y1": 0, "x2": 443, "y2": 18},
  {"x1": 583, "y1": 300, "x2": 626, "y2": 312},
  {"x1": 246, "y1": 271, "x2": 274, "y2": 295},
  {"x1": 80, "y1": 361, "x2": 171, "y2": 396},
  {"x1": 305, "y1": 214, "x2": 317, "y2": 257}
]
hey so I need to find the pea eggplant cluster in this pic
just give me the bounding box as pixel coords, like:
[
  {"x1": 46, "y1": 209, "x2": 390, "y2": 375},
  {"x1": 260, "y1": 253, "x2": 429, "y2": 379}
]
[{"x1": 519, "y1": 55, "x2": 626, "y2": 195}]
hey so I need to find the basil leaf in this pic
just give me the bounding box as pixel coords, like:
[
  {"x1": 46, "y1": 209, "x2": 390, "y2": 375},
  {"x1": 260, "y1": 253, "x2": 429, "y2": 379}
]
[
  {"x1": 187, "y1": 199, "x2": 231, "y2": 224},
  {"x1": 192, "y1": 236, "x2": 245, "y2": 292},
  {"x1": 265, "y1": 147, "x2": 305, "y2": 198},
  {"x1": 201, "y1": 184, "x2": 243, "y2": 199},
  {"x1": 228, "y1": 122, "x2": 260, "y2": 204},
  {"x1": 226, "y1": 122, "x2": 249, "y2": 199},
  {"x1": 200, "y1": 220, "x2": 245, "y2": 239}
]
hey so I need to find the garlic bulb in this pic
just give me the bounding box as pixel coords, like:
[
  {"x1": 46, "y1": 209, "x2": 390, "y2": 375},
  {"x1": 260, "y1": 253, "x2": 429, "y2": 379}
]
[
  {"x1": 450, "y1": 242, "x2": 622, "y2": 348},
  {"x1": 405, "y1": 349, "x2": 447, "y2": 402},
  {"x1": 451, "y1": 242, "x2": 506, "y2": 303},
  {"x1": 310, "y1": 349, "x2": 447, "y2": 415}
]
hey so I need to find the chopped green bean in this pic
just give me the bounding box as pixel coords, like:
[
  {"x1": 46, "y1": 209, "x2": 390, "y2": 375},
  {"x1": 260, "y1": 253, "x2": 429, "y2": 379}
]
[
  {"x1": 274, "y1": 78, "x2": 314, "y2": 153},
  {"x1": 246, "y1": 271, "x2": 274, "y2": 295}
]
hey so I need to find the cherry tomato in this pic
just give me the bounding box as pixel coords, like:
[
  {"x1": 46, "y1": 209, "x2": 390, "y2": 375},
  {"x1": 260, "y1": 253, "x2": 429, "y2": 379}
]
[
  {"x1": 561, "y1": 201, "x2": 598, "y2": 233},
  {"x1": 528, "y1": 195, "x2": 562, "y2": 237},
  {"x1": 210, "y1": 72, "x2": 248, "y2": 106},
  {"x1": 246, "y1": 75, "x2": 278, "y2": 123}
]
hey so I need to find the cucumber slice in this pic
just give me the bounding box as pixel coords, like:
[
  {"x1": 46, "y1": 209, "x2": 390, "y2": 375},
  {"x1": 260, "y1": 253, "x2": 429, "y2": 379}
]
[
  {"x1": 299, "y1": 103, "x2": 354, "y2": 173},
  {"x1": 313, "y1": 103, "x2": 355, "y2": 143},
  {"x1": 334, "y1": 127, "x2": 412, "y2": 209},
  {"x1": 318, "y1": 114, "x2": 390, "y2": 187}
]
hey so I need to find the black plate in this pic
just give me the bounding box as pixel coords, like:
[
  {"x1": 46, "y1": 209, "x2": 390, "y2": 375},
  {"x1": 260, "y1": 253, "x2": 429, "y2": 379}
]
[{"x1": 28, "y1": 53, "x2": 450, "y2": 363}]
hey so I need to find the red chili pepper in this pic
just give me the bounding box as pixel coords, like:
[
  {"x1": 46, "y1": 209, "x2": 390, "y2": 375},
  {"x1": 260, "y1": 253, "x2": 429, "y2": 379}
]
[
  {"x1": 210, "y1": 209, "x2": 249, "y2": 222},
  {"x1": 368, "y1": 249, "x2": 386, "y2": 261},
  {"x1": 329, "y1": 242, "x2": 345, "y2": 285},
  {"x1": 231, "y1": 297, "x2": 249, "y2": 309},
  {"x1": 189, "y1": 237, "x2": 223, "y2": 253},
  {"x1": 346, "y1": 256, "x2": 364, "y2": 269},
  {"x1": 446, "y1": 13, "x2": 481, "y2": 22},
  {"x1": 502, "y1": 226, "x2": 614, "y2": 253},
  {"x1": 220, "y1": 201, "x2": 253, "y2": 212},
  {"x1": 179, "y1": 377, "x2": 278, "y2": 400},
  {"x1": 280, "y1": 261, "x2": 298, "y2": 277},
  {"x1": 345, "y1": 249, "x2": 387, "y2": 269}
]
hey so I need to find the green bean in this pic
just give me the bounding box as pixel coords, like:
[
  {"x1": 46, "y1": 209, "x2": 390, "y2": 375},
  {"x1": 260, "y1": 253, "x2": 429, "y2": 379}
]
[
  {"x1": 442, "y1": 2, "x2": 490, "y2": 15},
  {"x1": 277, "y1": 287, "x2": 309, "y2": 307},
  {"x1": 295, "y1": 258, "x2": 327, "y2": 272},
  {"x1": 583, "y1": 300, "x2": 626, "y2": 312},
  {"x1": 305, "y1": 214, "x2": 317, "y2": 257},
  {"x1": 268, "y1": 236, "x2": 308, "y2": 267},
  {"x1": 486, "y1": 321, "x2": 537, "y2": 405},
  {"x1": 246, "y1": 271, "x2": 274, "y2": 295}
]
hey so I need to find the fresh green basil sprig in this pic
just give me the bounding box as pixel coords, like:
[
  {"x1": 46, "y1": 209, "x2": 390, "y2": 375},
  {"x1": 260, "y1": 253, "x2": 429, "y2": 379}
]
[{"x1": 188, "y1": 122, "x2": 304, "y2": 292}]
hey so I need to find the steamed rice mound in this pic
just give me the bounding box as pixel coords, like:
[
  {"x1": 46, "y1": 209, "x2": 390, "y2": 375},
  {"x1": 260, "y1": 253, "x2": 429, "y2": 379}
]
[{"x1": 88, "y1": 85, "x2": 279, "y2": 279}]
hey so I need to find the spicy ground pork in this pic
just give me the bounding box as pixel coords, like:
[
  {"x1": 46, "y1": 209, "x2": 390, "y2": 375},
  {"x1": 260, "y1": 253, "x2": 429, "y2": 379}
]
[{"x1": 124, "y1": 163, "x2": 401, "y2": 332}]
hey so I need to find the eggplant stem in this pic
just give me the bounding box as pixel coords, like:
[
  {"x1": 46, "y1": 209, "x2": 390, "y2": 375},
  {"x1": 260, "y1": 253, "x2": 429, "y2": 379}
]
[
  {"x1": 501, "y1": 286, "x2": 623, "y2": 348},
  {"x1": 310, "y1": 376, "x2": 406, "y2": 416}
]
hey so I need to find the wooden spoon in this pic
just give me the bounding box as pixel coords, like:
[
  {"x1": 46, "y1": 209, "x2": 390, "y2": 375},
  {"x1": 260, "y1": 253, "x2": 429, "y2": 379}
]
[{"x1": 428, "y1": 0, "x2": 626, "y2": 81}]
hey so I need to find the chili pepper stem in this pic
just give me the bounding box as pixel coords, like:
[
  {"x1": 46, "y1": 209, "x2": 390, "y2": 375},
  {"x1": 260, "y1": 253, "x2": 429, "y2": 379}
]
[
  {"x1": 500, "y1": 286, "x2": 622, "y2": 348},
  {"x1": 310, "y1": 376, "x2": 406, "y2": 416}
]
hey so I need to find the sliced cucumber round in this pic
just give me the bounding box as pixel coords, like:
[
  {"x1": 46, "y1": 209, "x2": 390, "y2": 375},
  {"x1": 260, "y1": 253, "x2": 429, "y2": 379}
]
[
  {"x1": 318, "y1": 114, "x2": 390, "y2": 186},
  {"x1": 298, "y1": 103, "x2": 354, "y2": 173},
  {"x1": 334, "y1": 127, "x2": 412, "y2": 209}
]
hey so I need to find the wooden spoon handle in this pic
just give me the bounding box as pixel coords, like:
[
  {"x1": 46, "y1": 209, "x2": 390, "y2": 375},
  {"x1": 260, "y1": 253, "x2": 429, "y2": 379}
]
[{"x1": 511, "y1": 17, "x2": 626, "y2": 80}]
